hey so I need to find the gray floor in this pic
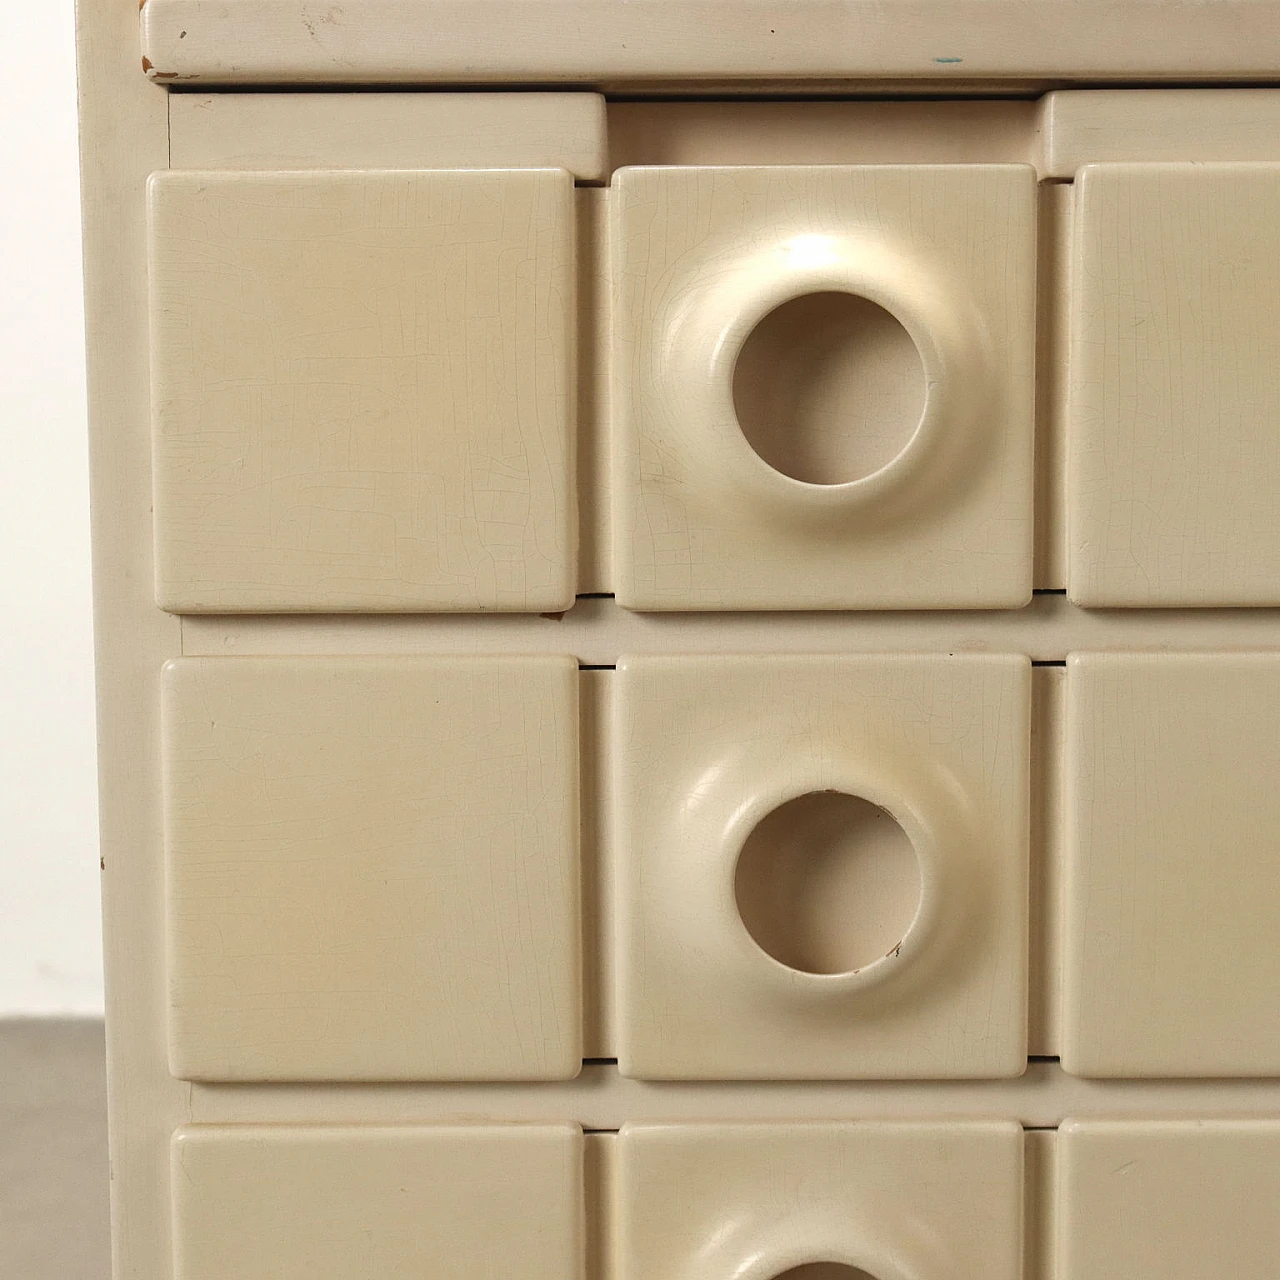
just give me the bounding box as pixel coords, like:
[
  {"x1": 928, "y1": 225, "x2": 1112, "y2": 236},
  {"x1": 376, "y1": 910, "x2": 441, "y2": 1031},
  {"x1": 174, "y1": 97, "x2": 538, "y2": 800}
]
[{"x1": 0, "y1": 1018, "x2": 110, "y2": 1279}]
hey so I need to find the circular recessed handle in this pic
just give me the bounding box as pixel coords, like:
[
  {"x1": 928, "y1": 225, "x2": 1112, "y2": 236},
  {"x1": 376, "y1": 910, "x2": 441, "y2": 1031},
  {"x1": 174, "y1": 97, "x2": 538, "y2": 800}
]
[
  {"x1": 718, "y1": 759, "x2": 943, "y2": 999},
  {"x1": 659, "y1": 232, "x2": 991, "y2": 525},
  {"x1": 658, "y1": 734, "x2": 984, "y2": 1017},
  {"x1": 733, "y1": 291, "x2": 926, "y2": 487},
  {"x1": 733, "y1": 789, "x2": 923, "y2": 977},
  {"x1": 731, "y1": 1239, "x2": 918, "y2": 1280}
]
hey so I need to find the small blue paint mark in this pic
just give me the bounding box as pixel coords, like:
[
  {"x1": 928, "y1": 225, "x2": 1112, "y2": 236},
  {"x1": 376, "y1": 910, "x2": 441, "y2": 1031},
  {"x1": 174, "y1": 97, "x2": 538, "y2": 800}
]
[{"x1": 934, "y1": 56, "x2": 964, "y2": 63}]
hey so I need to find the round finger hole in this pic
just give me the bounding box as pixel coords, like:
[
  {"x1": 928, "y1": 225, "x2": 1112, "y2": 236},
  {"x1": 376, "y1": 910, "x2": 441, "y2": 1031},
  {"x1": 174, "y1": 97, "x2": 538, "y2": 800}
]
[
  {"x1": 734, "y1": 791, "x2": 922, "y2": 976},
  {"x1": 773, "y1": 1266, "x2": 880, "y2": 1280},
  {"x1": 732, "y1": 292, "x2": 926, "y2": 486}
]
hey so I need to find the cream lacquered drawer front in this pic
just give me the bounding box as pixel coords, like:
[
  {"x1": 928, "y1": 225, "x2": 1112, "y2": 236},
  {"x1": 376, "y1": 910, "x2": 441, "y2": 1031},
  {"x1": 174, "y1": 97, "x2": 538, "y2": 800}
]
[
  {"x1": 148, "y1": 153, "x2": 1280, "y2": 615},
  {"x1": 148, "y1": 167, "x2": 578, "y2": 614},
  {"x1": 610, "y1": 163, "x2": 1037, "y2": 611}
]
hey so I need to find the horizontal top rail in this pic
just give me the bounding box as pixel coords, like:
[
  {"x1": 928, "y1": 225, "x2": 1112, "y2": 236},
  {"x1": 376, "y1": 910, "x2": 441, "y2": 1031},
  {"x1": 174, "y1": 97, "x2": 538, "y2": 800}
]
[{"x1": 140, "y1": 0, "x2": 1280, "y2": 88}]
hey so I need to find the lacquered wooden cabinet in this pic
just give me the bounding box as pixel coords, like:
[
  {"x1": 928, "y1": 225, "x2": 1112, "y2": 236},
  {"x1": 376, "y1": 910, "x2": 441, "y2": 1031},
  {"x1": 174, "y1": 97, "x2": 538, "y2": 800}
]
[{"x1": 78, "y1": 4, "x2": 1280, "y2": 1276}]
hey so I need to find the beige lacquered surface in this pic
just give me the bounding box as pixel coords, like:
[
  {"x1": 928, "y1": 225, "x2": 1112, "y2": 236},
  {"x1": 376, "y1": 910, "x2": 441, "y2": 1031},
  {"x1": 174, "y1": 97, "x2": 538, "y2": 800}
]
[
  {"x1": 171, "y1": 1124, "x2": 584, "y2": 1280},
  {"x1": 1038, "y1": 90, "x2": 1280, "y2": 177},
  {"x1": 149, "y1": 168, "x2": 576, "y2": 612},
  {"x1": 1062, "y1": 652, "x2": 1280, "y2": 1077},
  {"x1": 611, "y1": 164, "x2": 1036, "y2": 610},
  {"x1": 163, "y1": 655, "x2": 581, "y2": 1080},
  {"x1": 1067, "y1": 162, "x2": 1280, "y2": 606},
  {"x1": 616, "y1": 1121, "x2": 1024, "y2": 1280},
  {"x1": 1057, "y1": 1119, "x2": 1280, "y2": 1279},
  {"x1": 75, "y1": 9, "x2": 1280, "y2": 1267},
  {"x1": 613, "y1": 653, "x2": 1031, "y2": 1079},
  {"x1": 138, "y1": 0, "x2": 1280, "y2": 86},
  {"x1": 169, "y1": 91, "x2": 608, "y2": 180}
]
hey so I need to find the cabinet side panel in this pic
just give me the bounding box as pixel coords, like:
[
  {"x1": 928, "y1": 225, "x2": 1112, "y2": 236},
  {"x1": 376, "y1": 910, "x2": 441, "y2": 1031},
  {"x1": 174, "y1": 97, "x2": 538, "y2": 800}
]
[{"x1": 76, "y1": 1, "x2": 179, "y2": 1276}]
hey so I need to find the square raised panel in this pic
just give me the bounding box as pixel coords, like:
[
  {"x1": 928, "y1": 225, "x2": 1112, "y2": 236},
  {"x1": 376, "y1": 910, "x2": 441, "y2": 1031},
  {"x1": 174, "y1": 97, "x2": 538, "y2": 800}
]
[
  {"x1": 613, "y1": 653, "x2": 1031, "y2": 1079},
  {"x1": 149, "y1": 168, "x2": 575, "y2": 612},
  {"x1": 1068, "y1": 163, "x2": 1280, "y2": 606},
  {"x1": 1063, "y1": 652, "x2": 1280, "y2": 1076},
  {"x1": 616, "y1": 1121, "x2": 1024, "y2": 1280},
  {"x1": 172, "y1": 1124, "x2": 583, "y2": 1280},
  {"x1": 163, "y1": 655, "x2": 580, "y2": 1081},
  {"x1": 610, "y1": 164, "x2": 1037, "y2": 611},
  {"x1": 1057, "y1": 1120, "x2": 1280, "y2": 1280}
]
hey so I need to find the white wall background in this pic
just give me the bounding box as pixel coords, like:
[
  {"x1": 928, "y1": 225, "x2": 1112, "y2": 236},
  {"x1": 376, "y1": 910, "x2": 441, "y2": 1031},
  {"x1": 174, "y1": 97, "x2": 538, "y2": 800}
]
[{"x1": 0, "y1": 5, "x2": 103, "y2": 1015}]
